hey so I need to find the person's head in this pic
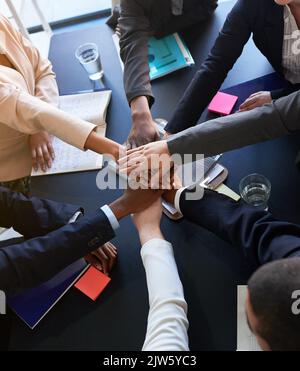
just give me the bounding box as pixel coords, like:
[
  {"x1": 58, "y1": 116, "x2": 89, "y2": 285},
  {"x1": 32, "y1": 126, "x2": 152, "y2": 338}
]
[
  {"x1": 274, "y1": 0, "x2": 300, "y2": 6},
  {"x1": 246, "y1": 258, "x2": 300, "y2": 351}
]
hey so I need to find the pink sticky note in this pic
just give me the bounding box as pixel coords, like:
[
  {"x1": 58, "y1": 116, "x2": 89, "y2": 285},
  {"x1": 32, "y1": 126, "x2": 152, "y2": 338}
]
[
  {"x1": 75, "y1": 266, "x2": 111, "y2": 301},
  {"x1": 208, "y1": 91, "x2": 238, "y2": 116}
]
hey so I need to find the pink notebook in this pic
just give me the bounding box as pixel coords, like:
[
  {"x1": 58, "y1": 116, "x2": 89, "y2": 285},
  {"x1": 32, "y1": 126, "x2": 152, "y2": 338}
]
[
  {"x1": 75, "y1": 266, "x2": 111, "y2": 301},
  {"x1": 208, "y1": 92, "x2": 238, "y2": 116}
]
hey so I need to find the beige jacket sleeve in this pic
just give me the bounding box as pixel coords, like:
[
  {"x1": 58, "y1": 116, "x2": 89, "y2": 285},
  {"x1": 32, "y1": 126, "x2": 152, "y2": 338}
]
[
  {"x1": 1, "y1": 14, "x2": 59, "y2": 107},
  {"x1": 0, "y1": 82, "x2": 96, "y2": 150}
]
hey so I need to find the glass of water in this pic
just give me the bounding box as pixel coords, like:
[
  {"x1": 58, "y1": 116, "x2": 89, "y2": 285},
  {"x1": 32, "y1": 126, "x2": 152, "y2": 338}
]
[
  {"x1": 239, "y1": 174, "x2": 271, "y2": 210},
  {"x1": 75, "y1": 43, "x2": 104, "y2": 81}
]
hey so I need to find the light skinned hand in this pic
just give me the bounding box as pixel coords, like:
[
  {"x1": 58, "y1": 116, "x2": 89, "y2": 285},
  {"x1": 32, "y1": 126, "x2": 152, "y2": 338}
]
[
  {"x1": 30, "y1": 131, "x2": 55, "y2": 172},
  {"x1": 118, "y1": 141, "x2": 173, "y2": 189},
  {"x1": 239, "y1": 91, "x2": 272, "y2": 112}
]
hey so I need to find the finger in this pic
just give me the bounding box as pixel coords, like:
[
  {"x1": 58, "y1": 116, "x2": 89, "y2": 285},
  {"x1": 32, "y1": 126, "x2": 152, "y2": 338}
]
[
  {"x1": 36, "y1": 146, "x2": 46, "y2": 172},
  {"x1": 126, "y1": 146, "x2": 146, "y2": 156},
  {"x1": 239, "y1": 102, "x2": 260, "y2": 112},
  {"x1": 31, "y1": 149, "x2": 38, "y2": 171},
  {"x1": 239, "y1": 97, "x2": 256, "y2": 110},
  {"x1": 102, "y1": 246, "x2": 117, "y2": 272},
  {"x1": 85, "y1": 254, "x2": 103, "y2": 271},
  {"x1": 47, "y1": 141, "x2": 55, "y2": 161},
  {"x1": 105, "y1": 242, "x2": 118, "y2": 256},
  {"x1": 42, "y1": 144, "x2": 52, "y2": 169},
  {"x1": 249, "y1": 92, "x2": 261, "y2": 98},
  {"x1": 97, "y1": 249, "x2": 109, "y2": 275}
]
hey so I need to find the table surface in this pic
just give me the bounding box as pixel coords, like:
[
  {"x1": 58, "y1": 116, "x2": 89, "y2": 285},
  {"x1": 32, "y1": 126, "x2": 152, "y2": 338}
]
[{"x1": 9, "y1": 1, "x2": 300, "y2": 351}]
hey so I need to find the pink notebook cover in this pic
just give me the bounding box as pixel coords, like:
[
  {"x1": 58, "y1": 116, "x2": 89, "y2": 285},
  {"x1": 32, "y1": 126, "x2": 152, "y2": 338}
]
[
  {"x1": 75, "y1": 266, "x2": 111, "y2": 301},
  {"x1": 208, "y1": 92, "x2": 238, "y2": 116}
]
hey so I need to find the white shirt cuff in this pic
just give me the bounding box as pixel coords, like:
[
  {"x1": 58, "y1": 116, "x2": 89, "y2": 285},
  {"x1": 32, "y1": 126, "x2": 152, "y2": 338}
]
[
  {"x1": 174, "y1": 187, "x2": 187, "y2": 214},
  {"x1": 101, "y1": 205, "x2": 120, "y2": 231},
  {"x1": 68, "y1": 211, "x2": 83, "y2": 224}
]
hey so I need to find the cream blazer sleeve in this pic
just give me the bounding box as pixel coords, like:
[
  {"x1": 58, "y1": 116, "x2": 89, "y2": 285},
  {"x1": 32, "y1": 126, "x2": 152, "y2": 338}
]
[{"x1": 0, "y1": 82, "x2": 96, "y2": 150}]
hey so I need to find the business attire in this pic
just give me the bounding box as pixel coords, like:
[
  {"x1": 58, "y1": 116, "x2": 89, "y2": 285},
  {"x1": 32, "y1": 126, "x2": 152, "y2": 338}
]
[
  {"x1": 0, "y1": 186, "x2": 119, "y2": 295},
  {"x1": 166, "y1": 0, "x2": 300, "y2": 135},
  {"x1": 167, "y1": 89, "x2": 300, "y2": 159},
  {"x1": 0, "y1": 14, "x2": 96, "y2": 184},
  {"x1": 118, "y1": 0, "x2": 217, "y2": 106},
  {"x1": 142, "y1": 239, "x2": 189, "y2": 351},
  {"x1": 173, "y1": 187, "x2": 300, "y2": 266}
]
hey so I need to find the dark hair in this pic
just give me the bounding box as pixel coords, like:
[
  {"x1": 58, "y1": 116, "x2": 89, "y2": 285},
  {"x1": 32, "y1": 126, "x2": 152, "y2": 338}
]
[{"x1": 248, "y1": 258, "x2": 300, "y2": 351}]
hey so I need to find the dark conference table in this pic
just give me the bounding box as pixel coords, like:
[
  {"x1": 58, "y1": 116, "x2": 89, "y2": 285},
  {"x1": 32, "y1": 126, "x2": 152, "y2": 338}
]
[{"x1": 9, "y1": 1, "x2": 300, "y2": 351}]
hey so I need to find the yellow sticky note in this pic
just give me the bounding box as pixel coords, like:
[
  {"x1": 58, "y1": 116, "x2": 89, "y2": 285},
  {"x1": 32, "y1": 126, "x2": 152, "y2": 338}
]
[{"x1": 216, "y1": 184, "x2": 240, "y2": 201}]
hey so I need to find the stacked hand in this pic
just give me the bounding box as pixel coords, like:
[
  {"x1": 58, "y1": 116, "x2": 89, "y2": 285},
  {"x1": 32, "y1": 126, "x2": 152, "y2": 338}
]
[{"x1": 118, "y1": 140, "x2": 174, "y2": 189}]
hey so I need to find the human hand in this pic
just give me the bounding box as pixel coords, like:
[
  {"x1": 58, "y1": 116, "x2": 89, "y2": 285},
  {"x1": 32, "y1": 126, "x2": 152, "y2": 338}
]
[
  {"x1": 85, "y1": 242, "x2": 117, "y2": 276},
  {"x1": 127, "y1": 96, "x2": 160, "y2": 149},
  {"x1": 118, "y1": 140, "x2": 173, "y2": 189},
  {"x1": 30, "y1": 132, "x2": 55, "y2": 172},
  {"x1": 127, "y1": 117, "x2": 160, "y2": 149},
  {"x1": 239, "y1": 91, "x2": 272, "y2": 112},
  {"x1": 109, "y1": 188, "x2": 163, "y2": 221},
  {"x1": 132, "y1": 198, "x2": 164, "y2": 245}
]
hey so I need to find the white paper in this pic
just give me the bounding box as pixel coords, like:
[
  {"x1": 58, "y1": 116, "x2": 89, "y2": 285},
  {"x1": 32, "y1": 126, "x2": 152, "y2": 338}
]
[
  {"x1": 0, "y1": 228, "x2": 23, "y2": 242},
  {"x1": 237, "y1": 285, "x2": 261, "y2": 351},
  {"x1": 32, "y1": 91, "x2": 111, "y2": 177}
]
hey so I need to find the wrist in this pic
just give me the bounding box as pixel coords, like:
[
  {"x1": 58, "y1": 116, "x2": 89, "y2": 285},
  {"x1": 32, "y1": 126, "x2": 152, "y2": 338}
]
[
  {"x1": 109, "y1": 197, "x2": 128, "y2": 221},
  {"x1": 139, "y1": 227, "x2": 164, "y2": 246},
  {"x1": 131, "y1": 96, "x2": 152, "y2": 122}
]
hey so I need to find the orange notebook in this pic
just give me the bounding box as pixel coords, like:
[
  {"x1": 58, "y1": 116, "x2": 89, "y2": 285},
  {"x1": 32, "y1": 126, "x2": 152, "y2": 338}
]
[
  {"x1": 208, "y1": 91, "x2": 238, "y2": 116},
  {"x1": 75, "y1": 266, "x2": 111, "y2": 301}
]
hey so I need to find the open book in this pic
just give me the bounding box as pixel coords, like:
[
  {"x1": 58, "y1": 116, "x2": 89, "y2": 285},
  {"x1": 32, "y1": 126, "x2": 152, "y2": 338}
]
[{"x1": 32, "y1": 90, "x2": 112, "y2": 176}]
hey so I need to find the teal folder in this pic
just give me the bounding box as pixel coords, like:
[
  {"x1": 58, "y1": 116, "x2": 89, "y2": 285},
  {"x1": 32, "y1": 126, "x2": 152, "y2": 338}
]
[{"x1": 148, "y1": 33, "x2": 194, "y2": 80}]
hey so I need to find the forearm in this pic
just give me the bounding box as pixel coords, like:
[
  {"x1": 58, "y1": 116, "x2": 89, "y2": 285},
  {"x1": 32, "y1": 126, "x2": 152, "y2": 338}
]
[
  {"x1": 165, "y1": 0, "x2": 253, "y2": 134},
  {"x1": 141, "y1": 239, "x2": 189, "y2": 351},
  {"x1": 119, "y1": 4, "x2": 154, "y2": 106},
  {"x1": 167, "y1": 100, "x2": 290, "y2": 160},
  {"x1": 84, "y1": 130, "x2": 123, "y2": 161},
  {"x1": 0, "y1": 187, "x2": 79, "y2": 239},
  {"x1": 179, "y1": 189, "x2": 300, "y2": 266},
  {"x1": 0, "y1": 210, "x2": 115, "y2": 295}
]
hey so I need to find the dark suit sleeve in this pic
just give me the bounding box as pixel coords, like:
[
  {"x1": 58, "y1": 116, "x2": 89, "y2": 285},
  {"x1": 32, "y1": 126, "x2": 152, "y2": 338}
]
[
  {"x1": 119, "y1": 0, "x2": 154, "y2": 106},
  {"x1": 0, "y1": 210, "x2": 115, "y2": 295},
  {"x1": 165, "y1": 0, "x2": 255, "y2": 134},
  {"x1": 179, "y1": 188, "x2": 300, "y2": 267},
  {"x1": 271, "y1": 83, "x2": 300, "y2": 100},
  {"x1": 0, "y1": 187, "x2": 80, "y2": 240},
  {"x1": 167, "y1": 90, "x2": 300, "y2": 159}
]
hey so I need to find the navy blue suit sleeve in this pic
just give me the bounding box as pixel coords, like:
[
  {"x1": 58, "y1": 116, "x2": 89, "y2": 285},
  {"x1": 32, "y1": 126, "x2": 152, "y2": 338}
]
[
  {"x1": 0, "y1": 210, "x2": 115, "y2": 295},
  {"x1": 179, "y1": 188, "x2": 300, "y2": 266},
  {"x1": 166, "y1": 0, "x2": 255, "y2": 134},
  {"x1": 0, "y1": 187, "x2": 80, "y2": 240}
]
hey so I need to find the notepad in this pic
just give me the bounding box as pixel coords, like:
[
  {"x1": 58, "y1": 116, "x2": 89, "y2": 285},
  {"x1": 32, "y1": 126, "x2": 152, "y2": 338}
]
[
  {"x1": 75, "y1": 266, "x2": 111, "y2": 301},
  {"x1": 208, "y1": 91, "x2": 238, "y2": 116},
  {"x1": 32, "y1": 90, "x2": 112, "y2": 177}
]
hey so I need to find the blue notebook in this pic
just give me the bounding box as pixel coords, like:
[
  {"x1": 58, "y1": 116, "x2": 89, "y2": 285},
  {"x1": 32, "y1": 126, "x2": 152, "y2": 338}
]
[
  {"x1": 7, "y1": 259, "x2": 88, "y2": 329},
  {"x1": 148, "y1": 33, "x2": 194, "y2": 80}
]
